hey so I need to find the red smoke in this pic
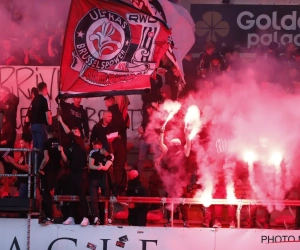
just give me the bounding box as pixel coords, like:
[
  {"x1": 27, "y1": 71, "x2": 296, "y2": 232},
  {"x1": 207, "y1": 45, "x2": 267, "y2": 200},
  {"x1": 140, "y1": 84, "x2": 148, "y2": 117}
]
[{"x1": 145, "y1": 59, "x2": 300, "y2": 212}]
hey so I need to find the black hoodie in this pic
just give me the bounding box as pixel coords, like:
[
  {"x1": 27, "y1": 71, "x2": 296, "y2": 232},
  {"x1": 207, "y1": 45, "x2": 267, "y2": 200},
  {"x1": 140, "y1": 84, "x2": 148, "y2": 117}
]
[
  {"x1": 90, "y1": 118, "x2": 119, "y2": 152},
  {"x1": 108, "y1": 104, "x2": 127, "y2": 139},
  {"x1": 56, "y1": 97, "x2": 89, "y2": 138},
  {"x1": 126, "y1": 176, "x2": 149, "y2": 209}
]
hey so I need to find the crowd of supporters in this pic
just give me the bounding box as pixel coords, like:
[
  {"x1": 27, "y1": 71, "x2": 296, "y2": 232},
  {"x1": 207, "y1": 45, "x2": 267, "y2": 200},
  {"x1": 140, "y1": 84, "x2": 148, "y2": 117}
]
[
  {"x1": 0, "y1": 38, "x2": 300, "y2": 228},
  {"x1": 0, "y1": 0, "x2": 68, "y2": 66}
]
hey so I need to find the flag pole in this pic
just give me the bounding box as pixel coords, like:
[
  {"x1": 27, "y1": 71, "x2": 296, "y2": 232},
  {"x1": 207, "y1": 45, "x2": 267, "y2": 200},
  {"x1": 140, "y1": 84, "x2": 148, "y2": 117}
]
[{"x1": 57, "y1": 70, "x2": 62, "y2": 145}]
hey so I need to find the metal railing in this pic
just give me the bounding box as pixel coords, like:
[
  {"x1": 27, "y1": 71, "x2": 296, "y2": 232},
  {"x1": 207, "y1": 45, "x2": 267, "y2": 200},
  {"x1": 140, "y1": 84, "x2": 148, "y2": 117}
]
[
  {"x1": 52, "y1": 195, "x2": 300, "y2": 228},
  {"x1": 1, "y1": 147, "x2": 300, "y2": 248},
  {"x1": 0, "y1": 148, "x2": 40, "y2": 250}
]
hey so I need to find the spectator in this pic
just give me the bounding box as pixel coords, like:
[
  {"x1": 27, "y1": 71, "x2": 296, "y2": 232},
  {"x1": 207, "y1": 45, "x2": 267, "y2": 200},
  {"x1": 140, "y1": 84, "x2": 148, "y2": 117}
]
[
  {"x1": 56, "y1": 97, "x2": 89, "y2": 142},
  {"x1": 202, "y1": 174, "x2": 237, "y2": 228},
  {"x1": 30, "y1": 82, "x2": 52, "y2": 167},
  {"x1": 54, "y1": 169, "x2": 72, "y2": 222},
  {"x1": 223, "y1": 47, "x2": 243, "y2": 72},
  {"x1": 0, "y1": 86, "x2": 19, "y2": 131},
  {"x1": 104, "y1": 96, "x2": 127, "y2": 147},
  {"x1": 0, "y1": 39, "x2": 20, "y2": 65},
  {"x1": 126, "y1": 170, "x2": 149, "y2": 227},
  {"x1": 22, "y1": 87, "x2": 39, "y2": 143},
  {"x1": 158, "y1": 84, "x2": 172, "y2": 104},
  {"x1": 115, "y1": 95, "x2": 130, "y2": 138},
  {"x1": 267, "y1": 42, "x2": 280, "y2": 60},
  {"x1": 137, "y1": 103, "x2": 157, "y2": 175},
  {"x1": 198, "y1": 41, "x2": 224, "y2": 79},
  {"x1": 207, "y1": 53, "x2": 225, "y2": 85},
  {"x1": 58, "y1": 115, "x2": 90, "y2": 226},
  {"x1": 295, "y1": 49, "x2": 300, "y2": 69},
  {"x1": 279, "y1": 65, "x2": 300, "y2": 94},
  {"x1": 280, "y1": 43, "x2": 296, "y2": 65},
  {"x1": 88, "y1": 140, "x2": 114, "y2": 225},
  {"x1": 3, "y1": 138, "x2": 31, "y2": 198},
  {"x1": 165, "y1": 66, "x2": 183, "y2": 100},
  {"x1": 182, "y1": 52, "x2": 198, "y2": 94},
  {"x1": 48, "y1": 26, "x2": 64, "y2": 65},
  {"x1": 111, "y1": 137, "x2": 127, "y2": 196},
  {"x1": 90, "y1": 111, "x2": 118, "y2": 152},
  {"x1": 1, "y1": 116, "x2": 25, "y2": 198},
  {"x1": 159, "y1": 125, "x2": 192, "y2": 227},
  {"x1": 24, "y1": 37, "x2": 47, "y2": 65},
  {"x1": 0, "y1": 115, "x2": 16, "y2": 176},
  {"x1": 38, "y1": 125, "x2": 62, "y2": 225}
]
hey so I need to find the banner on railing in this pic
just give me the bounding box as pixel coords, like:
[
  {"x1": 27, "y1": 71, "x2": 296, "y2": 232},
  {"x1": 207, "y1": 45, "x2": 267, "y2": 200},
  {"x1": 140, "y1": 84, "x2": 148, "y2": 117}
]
[
  {"x1": 1, "y1": 219, "x2": 300, "y2": 250},
  {"x1": 0, "y1": 66, "x2": 143, "y2": 136}
]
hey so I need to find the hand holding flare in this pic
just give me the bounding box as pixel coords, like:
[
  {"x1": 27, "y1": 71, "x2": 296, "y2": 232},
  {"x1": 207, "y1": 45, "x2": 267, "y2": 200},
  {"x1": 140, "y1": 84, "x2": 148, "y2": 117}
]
[{"x1": 184, "y1": 105, "x2": 201, "y2": 140}]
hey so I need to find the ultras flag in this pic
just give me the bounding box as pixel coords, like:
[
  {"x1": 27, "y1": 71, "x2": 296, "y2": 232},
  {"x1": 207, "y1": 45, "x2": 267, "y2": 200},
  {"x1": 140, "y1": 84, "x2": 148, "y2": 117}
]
[
  {"x1": 60, "y1": 0, "x2": 171, "y2": 98},
  {"x1": 131, "y1": 0, "x2": 195, "y2": 82}
]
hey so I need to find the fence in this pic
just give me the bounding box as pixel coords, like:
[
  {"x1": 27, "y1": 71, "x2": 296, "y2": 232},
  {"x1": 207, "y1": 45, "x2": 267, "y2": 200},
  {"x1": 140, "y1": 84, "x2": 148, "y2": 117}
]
[
  {"x1": 0, "y1": 148, "x2": 40, "y2": 250},
  {"x1": 1, "y1": 147, "x2": 300, "y2": 249}
]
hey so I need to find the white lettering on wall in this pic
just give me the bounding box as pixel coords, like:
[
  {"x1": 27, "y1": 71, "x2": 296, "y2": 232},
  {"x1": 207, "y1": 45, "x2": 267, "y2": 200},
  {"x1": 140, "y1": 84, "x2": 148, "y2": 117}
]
[{"x1": 0, "y1": 66, "x2": 143, "y2": 138}]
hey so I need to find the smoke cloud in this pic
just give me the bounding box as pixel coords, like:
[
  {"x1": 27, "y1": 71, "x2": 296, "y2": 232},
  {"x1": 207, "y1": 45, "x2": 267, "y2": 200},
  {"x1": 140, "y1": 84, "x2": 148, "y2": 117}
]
[
  {"x1": 0, "y1": 0, "x2": 70, "y2": 64},
  {"x1": 145, "y1": 56, "x2": 300, "y2": 212}
]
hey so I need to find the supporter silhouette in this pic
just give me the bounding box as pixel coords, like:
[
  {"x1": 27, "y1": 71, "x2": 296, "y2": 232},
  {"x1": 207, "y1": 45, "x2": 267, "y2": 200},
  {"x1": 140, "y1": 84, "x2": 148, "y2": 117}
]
[
  {"x1": 30, "y1": 82, "x2": 52, "y2": 168},
  {"x1": 127, "y1": 170, "x2": 149, "y2": 227},
  {"x1": 90, "y1": 111, "x2": 118, "y2": 152},
  {"x1": 0, "y1": 39, "x2": 20, "y2": 65},
  {"x1": 88, "y1": 140, "x2": 114, "y2": 225},
  {"x1": 38, "y1": 125, "x2": 62, "y2": 225},
  {"x1": 56, "y1": 96, "x2": 89, "y2": 143},
  {"x1": 58, "y1": 115, "x2": 89, "y2": 226},
  {"x1": 3, "y1": 138, "x2": 31, "y2": 198},
  {"x1": 104, "y1": 96, "x2": 127, "y2": 147},
  {"x1": 24, "y1": 37, "x2": 48, "y2": 65},
  {"x1": 22, "y1": 87, "x2": 39, "y2": 143}
]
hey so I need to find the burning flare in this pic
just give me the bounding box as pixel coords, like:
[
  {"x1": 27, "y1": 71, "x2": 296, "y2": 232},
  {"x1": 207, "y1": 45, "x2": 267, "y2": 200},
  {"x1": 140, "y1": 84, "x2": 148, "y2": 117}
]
[
  {"x1": 162, "y1": 100, "x2": 182, "y2": 127},
  {"x1": 184, "y1": 105, "x2": 201, "y2": 140}
]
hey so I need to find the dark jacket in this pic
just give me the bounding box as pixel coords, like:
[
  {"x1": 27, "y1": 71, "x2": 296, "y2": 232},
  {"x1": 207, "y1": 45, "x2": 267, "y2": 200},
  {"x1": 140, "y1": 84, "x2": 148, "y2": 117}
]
[
  {"x1": 112, "y1": 137, "x2": 127, "y2": 189},
  {"x1": 108, "y1": 104, "x2": 127, "y2": 133},
  {"x1": 0, "y1": 93, "x2": 19, "y2": 129},
  {"x1": 90, "y1": 119, "x2": 119, "y2": 152},
  {"x1": 57, "y1": 98, "x2": 89, "y2": 138},
  {"x1": 126, "y1": 176, "x2": 149, "y2": 209}
]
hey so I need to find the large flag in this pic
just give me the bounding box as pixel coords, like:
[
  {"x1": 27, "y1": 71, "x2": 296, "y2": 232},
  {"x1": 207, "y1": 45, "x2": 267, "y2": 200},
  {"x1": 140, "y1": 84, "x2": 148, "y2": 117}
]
[
  {"x1": 60, "y1": 0, "x2": 171, "y2": 98},
  {"x1": 132, "y1": 0, "x2": 195, "y2": 81}
]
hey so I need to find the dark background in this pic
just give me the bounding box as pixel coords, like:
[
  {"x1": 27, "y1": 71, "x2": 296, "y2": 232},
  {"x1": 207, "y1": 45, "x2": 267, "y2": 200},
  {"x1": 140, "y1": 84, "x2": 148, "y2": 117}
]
[{"x1": 190, "y1": 4, "x2": 300, "y2": 53}]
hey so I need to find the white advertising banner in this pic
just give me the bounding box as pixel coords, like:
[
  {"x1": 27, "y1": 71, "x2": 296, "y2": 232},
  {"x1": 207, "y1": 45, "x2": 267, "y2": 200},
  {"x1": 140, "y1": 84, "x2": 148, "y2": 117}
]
[
  {"x1": 2, "y1": 219, "x2": 300, "y2": 250},
  {"x1": 0, "y1": 66, "x2": 143, "y2": 137}
]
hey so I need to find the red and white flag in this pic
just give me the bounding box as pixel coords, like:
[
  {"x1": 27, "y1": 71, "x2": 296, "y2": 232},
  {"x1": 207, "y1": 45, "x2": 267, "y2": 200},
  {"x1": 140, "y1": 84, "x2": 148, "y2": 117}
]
[
  {"x1": 132, "y1": 0, "x2": 195, "y2": 80},
  {"x1": 60, "y1": 0, "x2": 171, "y2": 98}
]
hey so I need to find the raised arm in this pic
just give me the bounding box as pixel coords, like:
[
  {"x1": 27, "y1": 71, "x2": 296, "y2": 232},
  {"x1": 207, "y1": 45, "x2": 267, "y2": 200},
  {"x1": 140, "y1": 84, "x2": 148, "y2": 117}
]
[
  {"x1": 184, "y1": 129, "x2": 192, "y2": 157},
  {"x1": 58, "y1": 146, "x2": 68, "y2": 163},
  {"x1": 159, "y1": 126, "x2": 168, "y2": 154},
  {"x1": 57, "y1": 115, "x2": 70, "y2": 134}
]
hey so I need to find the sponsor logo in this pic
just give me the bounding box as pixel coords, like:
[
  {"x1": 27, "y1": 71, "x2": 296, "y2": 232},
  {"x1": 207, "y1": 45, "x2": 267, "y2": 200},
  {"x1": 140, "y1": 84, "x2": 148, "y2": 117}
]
[
  {"x1": 195, "y1": 11, "x2": 229, "y2": 42},
  {"x1": 237, "y1": 11, "x2": 300, "y2": 48}
]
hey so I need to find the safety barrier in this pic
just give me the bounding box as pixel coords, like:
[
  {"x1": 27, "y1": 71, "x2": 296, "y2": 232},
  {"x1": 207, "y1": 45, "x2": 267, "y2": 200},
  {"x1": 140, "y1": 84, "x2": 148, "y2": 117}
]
[
  {"x1": 1, "y1": 147, "x2": 300, "y2": 249},
  {"x1": 0, "y1": 148, "x2": 40, "y2": 250},
  {"x1": 52, "y1": 195, "x2": 300, "y2": 228}
]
